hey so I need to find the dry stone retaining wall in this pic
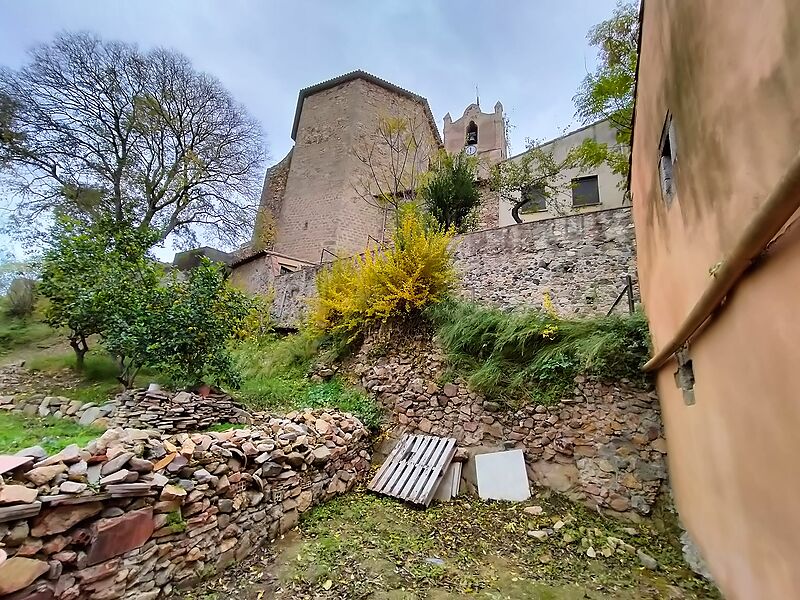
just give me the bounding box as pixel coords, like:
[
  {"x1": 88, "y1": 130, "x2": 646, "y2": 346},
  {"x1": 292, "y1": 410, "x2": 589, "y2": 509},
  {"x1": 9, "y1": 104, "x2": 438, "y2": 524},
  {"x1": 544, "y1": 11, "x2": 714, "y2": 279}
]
[
  {"x1": 268, "y1": 207, "x2": 638, "y2": 327},
  {"x1": 0, "y1": 410, "x2": 370, "y2": 600},
  {"x1": 344, "y1": 332, "x2": 666, "y2": 520}
]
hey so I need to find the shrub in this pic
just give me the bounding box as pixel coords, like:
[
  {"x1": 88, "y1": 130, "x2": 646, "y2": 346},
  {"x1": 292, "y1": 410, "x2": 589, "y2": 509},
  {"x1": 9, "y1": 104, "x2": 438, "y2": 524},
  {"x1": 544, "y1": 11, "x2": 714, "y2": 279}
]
[
  {"x1": 427, "y1": 299, "x2": 651, "y2": 405},
  {"x1": 311, "y1": 206, "x2": 456, "y2": 337},
  {"x1": 104, "y1": 259, "x2": 253, "y2": 388},
  {"x1": 5, "y1": 278, "x2": 36, "y2": 318},
  {"x1": 418, "y1": 150, "x2": 480, "y2": 232}
]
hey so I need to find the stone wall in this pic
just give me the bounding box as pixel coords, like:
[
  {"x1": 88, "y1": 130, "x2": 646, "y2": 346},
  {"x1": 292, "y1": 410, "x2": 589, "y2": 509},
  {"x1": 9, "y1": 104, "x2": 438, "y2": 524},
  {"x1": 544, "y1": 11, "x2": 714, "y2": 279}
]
[
  {"x1": 0, "y1": 383, "x2": 253, "y2": 434},
  {"x1": 268, "y1": 207, "x2": 638, "y2": 328},
  {"x1": 454, "y1": 207, "x2": 637, "y2": 315},
  {"x1": 341, "y1": 332, "x2": 665, "y2": 520},
  {"x1": 0, "y1": 410, "x2": 370, "y2": 600},
  {"x1": 270, "y1": 264, "x2": 322, "y2": 328}
]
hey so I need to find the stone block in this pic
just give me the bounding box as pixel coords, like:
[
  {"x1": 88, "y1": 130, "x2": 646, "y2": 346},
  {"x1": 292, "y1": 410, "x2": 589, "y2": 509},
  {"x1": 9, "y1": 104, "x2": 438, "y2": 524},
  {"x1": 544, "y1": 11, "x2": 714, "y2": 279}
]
[
  {"x1": 31, "y1": 502, "x2": 103, "y2": 536},
  {"x1": 86, "y1": 508, "x2": 155, "y2": 566},
  {"x1": 0, "y1": 557, "x2": 49, "y2": 595}
]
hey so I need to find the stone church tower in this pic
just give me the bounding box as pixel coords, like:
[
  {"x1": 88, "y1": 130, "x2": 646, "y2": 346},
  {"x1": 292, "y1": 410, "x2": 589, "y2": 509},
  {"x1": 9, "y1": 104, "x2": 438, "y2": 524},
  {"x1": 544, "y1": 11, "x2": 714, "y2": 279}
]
[
  {"x1": 251, "y1": 71, "x2": 440, "y2": 264},
  {"x1": 443, "y1": 100, "x2": 508, "y2": 228},
  {"x1": 443, "y1": 100, "x2": 507, "y2": 177}
]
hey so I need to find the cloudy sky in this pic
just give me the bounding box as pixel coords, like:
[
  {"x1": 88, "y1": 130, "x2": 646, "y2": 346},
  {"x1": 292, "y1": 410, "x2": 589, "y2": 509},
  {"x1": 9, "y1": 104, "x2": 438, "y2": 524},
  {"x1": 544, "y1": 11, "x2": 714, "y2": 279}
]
[{"x1": 0, "y1": 0, "x2": 616, "y2": 256}]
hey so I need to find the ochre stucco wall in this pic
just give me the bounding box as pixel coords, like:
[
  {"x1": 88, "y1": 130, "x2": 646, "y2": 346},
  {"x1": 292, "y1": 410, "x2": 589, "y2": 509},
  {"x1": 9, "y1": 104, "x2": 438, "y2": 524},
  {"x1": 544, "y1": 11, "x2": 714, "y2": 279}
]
[{"x1": 630, "y1": 1, "x2": 800, "y2": 597}]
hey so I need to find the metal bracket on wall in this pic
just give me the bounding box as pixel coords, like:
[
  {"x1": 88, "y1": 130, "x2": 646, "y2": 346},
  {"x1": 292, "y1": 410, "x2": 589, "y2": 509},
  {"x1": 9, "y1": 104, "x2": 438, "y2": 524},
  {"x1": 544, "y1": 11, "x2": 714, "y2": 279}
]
[{"x1": 674, "y1": 346, "x2": 696, "y2": 406}]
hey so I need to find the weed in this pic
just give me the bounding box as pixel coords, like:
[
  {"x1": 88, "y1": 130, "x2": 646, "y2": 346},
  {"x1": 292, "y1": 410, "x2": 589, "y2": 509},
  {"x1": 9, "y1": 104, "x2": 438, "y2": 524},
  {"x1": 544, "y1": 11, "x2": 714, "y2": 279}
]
[
  {"x1": 167, "y1": 509, "x2": 187, "y2": 533},
  {"x1": 427, "y1": 299, "x2": 652, "y2": 405},
  {"x1": 232, "y1": 333, "x2": 382, "y2": 428},
  {"x1": 205, "y1": 422, "x2": 238, "y2": 432}
]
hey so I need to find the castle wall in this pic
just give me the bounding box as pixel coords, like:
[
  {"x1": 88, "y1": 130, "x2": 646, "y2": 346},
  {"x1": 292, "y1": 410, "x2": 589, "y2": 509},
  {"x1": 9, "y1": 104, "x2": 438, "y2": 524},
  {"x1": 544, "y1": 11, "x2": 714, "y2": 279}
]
[
  {"x1": 268, "y1": 207, "x2": 637, "y2": 327},
  {"x1": 271, "y1": 77, "x2": 439, "y2": 263},
  {"x1": 272, "y1": 82, "x2": 357, "y2": 262},
  {"x1": 343, "y1": 332, "x2": 666, "y2": 520},
  {"x1": 250, "y1": 149, "x2": 293, "y2": 252}
]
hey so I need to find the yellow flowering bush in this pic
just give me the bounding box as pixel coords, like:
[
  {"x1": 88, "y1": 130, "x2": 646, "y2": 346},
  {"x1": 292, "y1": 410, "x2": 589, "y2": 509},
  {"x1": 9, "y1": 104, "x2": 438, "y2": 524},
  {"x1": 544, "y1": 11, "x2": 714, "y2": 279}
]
[{"x1": 311, "y1": 207, "x2": 456, "y2": 336}]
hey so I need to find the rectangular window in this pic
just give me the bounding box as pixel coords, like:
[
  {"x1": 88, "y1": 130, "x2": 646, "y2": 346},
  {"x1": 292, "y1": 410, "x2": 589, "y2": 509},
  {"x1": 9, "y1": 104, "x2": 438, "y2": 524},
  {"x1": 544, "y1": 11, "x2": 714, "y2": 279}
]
[
  {"x1": 519, "y1": 185, "x2": 547, "y2": 213},
  {"x1": 571, "y1": 175, "x2": 601, "y2": 207},
  {"x1": 659, "y1": 115, "x2": 677, "y2": 205}
]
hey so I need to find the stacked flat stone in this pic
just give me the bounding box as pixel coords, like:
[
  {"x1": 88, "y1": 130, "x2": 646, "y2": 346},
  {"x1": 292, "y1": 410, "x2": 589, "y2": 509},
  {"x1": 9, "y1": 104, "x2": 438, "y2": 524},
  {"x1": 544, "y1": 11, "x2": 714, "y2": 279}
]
[
  {"x1": 0, "y1": 389, "x2": 253, "y2": 434},
  {"x1": 0, "y1": 395, "x2": 117, "y2": 428},
  {"x1": 110, "y1": 390, "x2": 253, "y2": 433},
  {"x1": 341, "y1": 329, "x2": 667, "y2": 518},
  {"x1": 0, "y1": 410, "x2": 371, "y2": 600}
]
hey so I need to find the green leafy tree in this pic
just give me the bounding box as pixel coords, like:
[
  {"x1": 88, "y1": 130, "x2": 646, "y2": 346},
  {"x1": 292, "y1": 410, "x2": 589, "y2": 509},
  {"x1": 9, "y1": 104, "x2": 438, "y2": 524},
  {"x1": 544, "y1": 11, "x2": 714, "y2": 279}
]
[
  {"x1": 418, "y1": 150, "x2": 480, "y2": 232},
  {"x1": 104, "y1": 259, "x2": 252, "y2": 388},
  {"x1": 490, "y1": 140, "x2": 579, "y2": 223},
  {"x1": 0, "y1": 32, "x2": 266, "y2": 248},
  {"x1": 38, "y1": 217, "x2": 160, "y2": 370},
  {"x1": 572, "y1": 1, "x2": 639, "y2": 179}
]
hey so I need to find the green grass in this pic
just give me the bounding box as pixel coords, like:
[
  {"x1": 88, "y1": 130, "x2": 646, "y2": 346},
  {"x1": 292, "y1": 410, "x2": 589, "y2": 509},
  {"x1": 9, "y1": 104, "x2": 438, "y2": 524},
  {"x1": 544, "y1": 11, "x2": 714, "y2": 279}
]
[
  {"x1": 0, "y1": 315, "x2": 54, "y2": 356},
  {"x1": 27, "y1": 349, "x2": 171, "y2": 387},
  {"x1": 0, "y1": 412, "x2": 104, "y2": 454},
  {"x1": 427, "y1": 299, "x2": 652, "y2": 405},
  {"x1": 193, "y1": 489, "x2": 719, "y2": 599},
  {"x1": 232, "y1": 333, "x2": 382, "y2": 428},
  {"x1": 27, "y1": 351, "x2": 120, "y2": 381},
  {"x1": 205, "y1": 422, "x2": 239, "y2": 432}
]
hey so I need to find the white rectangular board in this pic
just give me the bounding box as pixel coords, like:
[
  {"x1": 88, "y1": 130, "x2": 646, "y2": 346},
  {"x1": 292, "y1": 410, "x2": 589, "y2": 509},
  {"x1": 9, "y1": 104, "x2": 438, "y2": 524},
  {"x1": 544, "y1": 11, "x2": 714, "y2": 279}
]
[
  {"x1": 475, "y1": 449, "x2": 530, "y2": 502},
  {"x1": 433, "y1": 462, "x2": 462, "y2": 502}
]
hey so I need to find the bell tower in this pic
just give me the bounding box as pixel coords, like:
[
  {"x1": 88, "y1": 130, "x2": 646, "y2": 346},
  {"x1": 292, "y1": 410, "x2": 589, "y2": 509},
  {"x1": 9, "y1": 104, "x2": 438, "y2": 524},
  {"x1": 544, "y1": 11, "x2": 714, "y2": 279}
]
[{"x1": 443, "y1": 100, "x2": 507, "y2": 176}]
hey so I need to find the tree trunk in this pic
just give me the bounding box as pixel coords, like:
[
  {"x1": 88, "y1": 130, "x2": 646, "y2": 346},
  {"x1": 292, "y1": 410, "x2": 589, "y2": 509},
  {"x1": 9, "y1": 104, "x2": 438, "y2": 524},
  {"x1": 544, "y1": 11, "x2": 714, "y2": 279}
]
[
  {"x1": 511, "y1": 200, "x2": 524, "y2": 224},
  {"x1": 69, "y1": 335, "x2": 88, "y2": 371}
]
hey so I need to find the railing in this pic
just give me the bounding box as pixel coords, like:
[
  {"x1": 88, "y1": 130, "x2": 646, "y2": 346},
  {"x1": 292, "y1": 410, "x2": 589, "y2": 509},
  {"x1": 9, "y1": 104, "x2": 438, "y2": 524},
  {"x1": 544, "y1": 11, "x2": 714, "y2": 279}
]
[
  {"x1": 319, "y1": 234, "x2": 388, "y2": 265},
  {"x1": 319, "y1": 248, "x2": 339, "y2": 264},
  {"x1": 606, "y1": 274, "x2": 636, "y2": 316}
]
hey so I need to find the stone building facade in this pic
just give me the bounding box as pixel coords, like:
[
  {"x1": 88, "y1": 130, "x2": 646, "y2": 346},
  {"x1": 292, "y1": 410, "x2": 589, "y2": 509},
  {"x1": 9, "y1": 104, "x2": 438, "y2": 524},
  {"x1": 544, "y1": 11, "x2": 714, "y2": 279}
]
[
  {"x1": 443, "y1": 101, "x2": 508, "y2": 179},
  {"x1": 498, "y1": 119, "x2": 628, "y2": 227},
  {"x1": 249, "y1": 71, "x2": 440, "y2": 265}
]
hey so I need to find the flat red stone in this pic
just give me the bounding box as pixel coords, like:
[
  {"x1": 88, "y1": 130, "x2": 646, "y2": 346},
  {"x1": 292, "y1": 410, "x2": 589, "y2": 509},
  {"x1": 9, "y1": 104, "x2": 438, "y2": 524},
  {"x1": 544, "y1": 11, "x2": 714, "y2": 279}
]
[
  {"x1": 86, "y1": 507, "x2": 154, "y2": 566},
  {"x1": 0, "y1": 455, "x2": 34, "y2": 475}
]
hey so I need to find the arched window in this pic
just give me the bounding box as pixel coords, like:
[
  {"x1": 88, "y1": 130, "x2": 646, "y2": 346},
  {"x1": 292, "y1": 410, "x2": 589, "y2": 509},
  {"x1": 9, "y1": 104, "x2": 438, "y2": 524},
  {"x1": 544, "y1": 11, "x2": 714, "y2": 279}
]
[{"x1": 466, "y1": 121, "x2": 478, "y2": 146}]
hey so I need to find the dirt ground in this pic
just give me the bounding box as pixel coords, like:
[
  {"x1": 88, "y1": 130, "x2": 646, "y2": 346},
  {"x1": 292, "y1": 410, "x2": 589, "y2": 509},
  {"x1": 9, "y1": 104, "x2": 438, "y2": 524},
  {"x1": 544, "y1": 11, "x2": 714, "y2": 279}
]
[{"x1": 175, "y1": 489, "x2": 720, "y2": 600}]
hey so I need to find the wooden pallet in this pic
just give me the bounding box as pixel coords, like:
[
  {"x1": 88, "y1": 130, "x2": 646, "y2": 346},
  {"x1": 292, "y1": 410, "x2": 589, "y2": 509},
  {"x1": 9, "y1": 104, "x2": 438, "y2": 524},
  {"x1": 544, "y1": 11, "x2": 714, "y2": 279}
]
[{"x1": 368, "y1": 434, "x2": 457, "y2": 506}]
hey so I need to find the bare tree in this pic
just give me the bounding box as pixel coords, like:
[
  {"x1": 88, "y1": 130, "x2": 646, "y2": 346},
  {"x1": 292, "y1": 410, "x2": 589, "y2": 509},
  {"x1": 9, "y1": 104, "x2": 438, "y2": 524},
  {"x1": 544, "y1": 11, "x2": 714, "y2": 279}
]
[
  {"x1": 491, "y1": 139, "x2": 579, "y2": 224},
  {"x1": 0, "y1": 32, "x2": 266, "y2": 248},
  {"x1": 352, "y1": 113, "x2": 434, "y2": 235}
]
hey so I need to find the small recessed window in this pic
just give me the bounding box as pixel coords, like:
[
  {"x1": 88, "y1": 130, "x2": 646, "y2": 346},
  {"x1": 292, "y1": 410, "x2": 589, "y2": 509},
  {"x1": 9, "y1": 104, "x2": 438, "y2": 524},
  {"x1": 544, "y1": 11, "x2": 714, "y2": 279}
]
[
  {"x1": 466, "y1": 120, "x2": 478, "y2": 146},
  {"x1": 659, "y1": 115, "x2": 678, "y2": 205},
  {"x1": 571, "y1": 175, "x2": 601, "y2": 207},
  {"x1": 520, "y1": 185, "x2": 547, "y2": 213},
  {"x1": 279, "y1": 264, "x2": 294, "y2": 275}
]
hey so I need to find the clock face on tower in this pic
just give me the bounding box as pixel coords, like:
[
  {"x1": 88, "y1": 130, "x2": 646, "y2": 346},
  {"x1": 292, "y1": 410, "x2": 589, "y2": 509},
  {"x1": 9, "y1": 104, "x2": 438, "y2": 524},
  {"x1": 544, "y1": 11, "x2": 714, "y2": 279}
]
[{"x1": 465, "y1": 145, "x2": 477, "y2": 156}]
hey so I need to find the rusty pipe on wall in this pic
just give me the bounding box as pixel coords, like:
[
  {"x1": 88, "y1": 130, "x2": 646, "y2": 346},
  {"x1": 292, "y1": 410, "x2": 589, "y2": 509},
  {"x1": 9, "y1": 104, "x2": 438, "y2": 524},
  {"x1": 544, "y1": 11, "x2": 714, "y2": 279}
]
[{"x1": 643, "y1": 149, "x2": 800, "y2": 373}]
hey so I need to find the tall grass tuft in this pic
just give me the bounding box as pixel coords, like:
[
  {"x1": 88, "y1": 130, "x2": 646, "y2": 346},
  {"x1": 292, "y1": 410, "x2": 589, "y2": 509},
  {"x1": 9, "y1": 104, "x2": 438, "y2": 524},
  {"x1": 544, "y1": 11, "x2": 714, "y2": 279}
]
[{"x1": 427, "y1": 300, "x2": 651, "y2": 405}]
